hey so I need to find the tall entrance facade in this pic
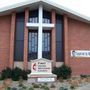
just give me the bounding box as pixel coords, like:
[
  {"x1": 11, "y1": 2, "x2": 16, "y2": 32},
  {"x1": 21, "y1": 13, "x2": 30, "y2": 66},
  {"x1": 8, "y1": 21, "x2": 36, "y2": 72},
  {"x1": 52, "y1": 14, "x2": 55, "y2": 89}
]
[{"x1": 13, "y1": 4, "x2": 64, "y2": 69}]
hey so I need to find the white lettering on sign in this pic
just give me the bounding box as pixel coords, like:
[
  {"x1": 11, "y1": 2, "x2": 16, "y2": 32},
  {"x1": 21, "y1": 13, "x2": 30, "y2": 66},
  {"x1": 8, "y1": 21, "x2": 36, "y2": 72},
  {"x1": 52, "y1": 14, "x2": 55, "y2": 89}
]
[
  {"x1": 71, "y1": 50, "x2": 90, "y2": 57},
  {"x1": 37, "y1": 78, "x2": 55, "y2": 82}
]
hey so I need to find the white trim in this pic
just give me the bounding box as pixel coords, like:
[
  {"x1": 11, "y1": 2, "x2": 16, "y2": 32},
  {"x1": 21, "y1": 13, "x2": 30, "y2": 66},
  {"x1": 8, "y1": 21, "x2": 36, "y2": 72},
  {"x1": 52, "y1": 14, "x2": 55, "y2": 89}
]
[
  {"x1": 26, "y1": 23, "x2": 54, "y2": 30},
  {"x1": 38, "y1": 4, "x2": 43, "y2": 59},
  {"x1": 42, "y1": 23, "x2": 54, "y2": 28},
  {"x1": 0, "y1": 0, "x2": 40, "y2": 12},
  {"x1": 26, "y1": 23, "x2": 54, "y2": 28},
  {"x1": 0, "y1": 0, "x2": 90, "y2": 23},
  {"x1": 26, "y1": 23, "x2": 39, "y2": 27}
]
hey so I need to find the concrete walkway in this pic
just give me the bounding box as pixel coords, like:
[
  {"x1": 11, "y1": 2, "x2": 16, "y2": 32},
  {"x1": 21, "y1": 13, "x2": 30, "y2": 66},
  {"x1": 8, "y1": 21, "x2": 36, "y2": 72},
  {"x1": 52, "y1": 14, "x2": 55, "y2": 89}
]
[{"x1": 78, "y1": 84, "x2": 90, "y2": 90}]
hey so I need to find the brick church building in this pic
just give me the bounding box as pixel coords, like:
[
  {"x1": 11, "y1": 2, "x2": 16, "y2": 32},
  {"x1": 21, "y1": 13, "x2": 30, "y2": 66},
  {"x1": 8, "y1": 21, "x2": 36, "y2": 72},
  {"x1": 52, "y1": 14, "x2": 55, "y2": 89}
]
[{"x1": 0, "y1": 0, "x2": 90, "y2": 75}]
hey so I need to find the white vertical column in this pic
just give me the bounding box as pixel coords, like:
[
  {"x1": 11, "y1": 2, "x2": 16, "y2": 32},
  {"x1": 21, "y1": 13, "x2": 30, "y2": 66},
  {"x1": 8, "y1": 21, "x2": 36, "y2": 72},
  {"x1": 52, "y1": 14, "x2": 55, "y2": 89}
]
[{"x1": 38, "y1": 5, "x2": 43, "y2": 59}]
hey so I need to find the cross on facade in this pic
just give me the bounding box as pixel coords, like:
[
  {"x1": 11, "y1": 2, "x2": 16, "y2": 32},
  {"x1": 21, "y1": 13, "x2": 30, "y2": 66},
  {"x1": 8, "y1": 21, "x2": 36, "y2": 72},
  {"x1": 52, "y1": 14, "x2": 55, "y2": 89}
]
[{"x1": 26, "y1": 5, "x2": 55, "y2": 59}]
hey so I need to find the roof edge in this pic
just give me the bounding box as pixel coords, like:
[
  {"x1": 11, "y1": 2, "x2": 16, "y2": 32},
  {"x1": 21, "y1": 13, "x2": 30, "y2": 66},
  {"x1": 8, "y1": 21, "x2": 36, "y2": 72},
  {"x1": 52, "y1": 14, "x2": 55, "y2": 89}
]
[{"x1": 0, "y1": 0, "x2": 90, "y2": 23}]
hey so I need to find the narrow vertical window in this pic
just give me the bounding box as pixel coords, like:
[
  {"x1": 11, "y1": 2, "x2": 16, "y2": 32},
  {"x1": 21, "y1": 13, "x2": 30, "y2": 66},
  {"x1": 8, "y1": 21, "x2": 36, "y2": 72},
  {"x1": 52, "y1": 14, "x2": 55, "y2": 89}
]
[
  {"x1": 14, "y1": 12, "x2": 25, "y2": 61},
  {"x1": 56, "y1": 14, "x2": 64, "y2": 62}
]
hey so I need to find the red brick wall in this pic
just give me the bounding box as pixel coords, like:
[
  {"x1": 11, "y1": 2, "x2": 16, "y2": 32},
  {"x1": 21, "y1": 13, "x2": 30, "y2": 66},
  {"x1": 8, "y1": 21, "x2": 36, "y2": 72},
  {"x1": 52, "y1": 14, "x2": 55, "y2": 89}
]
[
  {"x1": 0, "y1": 15, "x2": 11, "y2": 72},
  {"x1": 68, "y1": 18, "x2": 90, "y2": 75},
  {"x1": 51, "y1": 9, "x2": 56, "y2": 66}
]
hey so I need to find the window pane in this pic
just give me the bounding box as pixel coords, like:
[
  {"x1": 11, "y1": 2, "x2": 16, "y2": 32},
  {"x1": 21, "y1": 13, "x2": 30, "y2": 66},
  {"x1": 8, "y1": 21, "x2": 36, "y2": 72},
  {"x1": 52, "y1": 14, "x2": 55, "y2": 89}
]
[
  {"x1": 56, "y1": 14, "x2": 64, "y2": 62},
  {"x1": 14, "y1": 41, "x2": 24, "y2": 61},
  {"x1": 56, "y1": 42, "x2": 63, "y2": 61},
  {"x1": 28, "y1": 31, "x2": 38, "y2": 60},
  {"x1": 28, "y1": 30, "x2": 51, "y2": 60},
  {"x1": 29, "y1": 10, "x2": 38, "y2": 23},
  {"x1": 14, "y1": 12, "x2": 24, "y2": 61},
  {"x1": 42, "y1": 31, "x2": 51, "y2": 59},
  {"x1": 43, "y1": 10, "x2": 51, "y2": 23}
]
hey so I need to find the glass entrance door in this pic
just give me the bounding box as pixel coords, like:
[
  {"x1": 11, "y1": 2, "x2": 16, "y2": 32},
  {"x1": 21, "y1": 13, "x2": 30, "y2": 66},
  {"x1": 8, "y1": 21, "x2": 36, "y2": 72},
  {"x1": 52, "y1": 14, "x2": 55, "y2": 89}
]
[{"x1": 28, "y1": 30, "x2": 51, "y2": 60}]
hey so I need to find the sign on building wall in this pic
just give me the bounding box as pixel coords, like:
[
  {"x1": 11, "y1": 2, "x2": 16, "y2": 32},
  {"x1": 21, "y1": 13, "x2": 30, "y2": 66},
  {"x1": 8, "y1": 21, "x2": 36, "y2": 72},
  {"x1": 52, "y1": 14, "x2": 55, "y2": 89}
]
[{"x1": 71, "y1": 50, "x2": 90, "y2": 57}]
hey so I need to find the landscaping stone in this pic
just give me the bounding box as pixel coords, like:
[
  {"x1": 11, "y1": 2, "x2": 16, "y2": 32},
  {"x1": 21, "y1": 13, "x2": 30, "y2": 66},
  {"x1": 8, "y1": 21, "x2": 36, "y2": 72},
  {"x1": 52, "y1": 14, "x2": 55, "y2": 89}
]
[
  {"x1": 0, "y1": 83, "x2": 5, "y2": 90},
  {"x1": 3, "y1": 78, "x2": 12, "y2": 87},
  {"x1": 0, "y1": 79, "x2": 90, "y2": 90}
]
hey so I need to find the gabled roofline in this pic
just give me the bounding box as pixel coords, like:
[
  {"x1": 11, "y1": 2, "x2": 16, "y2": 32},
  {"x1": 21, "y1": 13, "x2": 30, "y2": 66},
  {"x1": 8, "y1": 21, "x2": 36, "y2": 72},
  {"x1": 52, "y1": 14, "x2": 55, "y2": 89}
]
[
  {"x1": 0, "y1": 0, "x2": 40, "y2": 13},
  {"x1": 0, "y1": 0, "x2": 90, "y2": 23}
]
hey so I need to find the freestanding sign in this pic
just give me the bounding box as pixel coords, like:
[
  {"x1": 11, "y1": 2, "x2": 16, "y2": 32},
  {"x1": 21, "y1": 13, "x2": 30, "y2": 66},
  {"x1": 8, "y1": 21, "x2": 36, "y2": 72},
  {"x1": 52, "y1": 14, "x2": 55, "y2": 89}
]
[
  {"x1": 31, "y1": 59, "x2": 52, "y2": 74},
  {"x1": 28, "y1": 58, "x2": 57, "y2": 83}
]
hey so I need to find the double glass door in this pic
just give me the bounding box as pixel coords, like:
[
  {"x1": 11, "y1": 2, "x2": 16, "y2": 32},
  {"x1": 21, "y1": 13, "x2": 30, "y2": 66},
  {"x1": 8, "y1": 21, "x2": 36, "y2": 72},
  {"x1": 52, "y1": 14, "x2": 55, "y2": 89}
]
[{"x1": 28, "y1": 30, "x2": 51, "y2": 60}]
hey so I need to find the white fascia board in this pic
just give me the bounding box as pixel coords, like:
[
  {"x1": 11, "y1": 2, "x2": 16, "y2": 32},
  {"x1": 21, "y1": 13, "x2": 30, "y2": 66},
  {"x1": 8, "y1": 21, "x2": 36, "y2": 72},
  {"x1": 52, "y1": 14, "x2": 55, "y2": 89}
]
[
  {"x1": 0, "y1": 0, "x2": 90, "y2": 22},
  {"x1": 0, "y1": 0, "x2": 40, "y2": 12},
  {"x1": 26, "y1": 23, "x2": 39, "y2": 27},
  {"x1": 42, "y1": 0, "x2": 90, "y2": 22}
]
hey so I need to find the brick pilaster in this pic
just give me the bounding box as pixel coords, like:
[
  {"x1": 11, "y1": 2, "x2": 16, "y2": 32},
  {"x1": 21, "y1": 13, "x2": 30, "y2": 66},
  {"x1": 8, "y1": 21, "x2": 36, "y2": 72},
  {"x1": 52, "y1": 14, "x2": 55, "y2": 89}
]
[
  {"x1": 24, "y1": 8, "x2": 29, "y2": 70},
  {"x1": 9, "y1": 12, "x2": 16, "y2": 69},
  {"x1": 51, "y1": 9, "x2": 56, "y2": 66},
  {"x1": 64, "y1": 14, "x2": 69, "y2": 65}
]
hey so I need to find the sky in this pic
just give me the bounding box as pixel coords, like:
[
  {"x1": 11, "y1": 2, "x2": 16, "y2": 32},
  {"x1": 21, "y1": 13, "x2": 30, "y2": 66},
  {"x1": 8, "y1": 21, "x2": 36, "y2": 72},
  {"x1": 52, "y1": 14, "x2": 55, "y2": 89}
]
[{"x1": 0, "y1": 0, "x2": 90, "y2": 18}]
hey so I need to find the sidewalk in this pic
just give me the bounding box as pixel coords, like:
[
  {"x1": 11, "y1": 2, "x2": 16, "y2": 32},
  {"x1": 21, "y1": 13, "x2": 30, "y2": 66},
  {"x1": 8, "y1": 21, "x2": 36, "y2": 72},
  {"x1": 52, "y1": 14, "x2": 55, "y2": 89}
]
[{"x1": 78, "y1": 84, "x2": 90, "y2": 90}]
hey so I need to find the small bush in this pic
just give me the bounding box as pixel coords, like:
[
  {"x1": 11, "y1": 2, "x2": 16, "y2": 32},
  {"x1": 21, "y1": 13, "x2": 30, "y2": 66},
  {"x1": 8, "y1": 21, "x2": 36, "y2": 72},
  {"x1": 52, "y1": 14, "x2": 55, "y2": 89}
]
[
  {"x1": 70, "y1": 85, "x2": 75, "y2": 90},
  {"x1": 52, "y1": 67, "x2": 60, "y2": 79},
  {"x1": 1, "y1": 67, "x2": 12, "y2": 80},
  {"x1": 7, "y1": 87, "x2": 12, "y2": 90},
  {"x1": 80, "y1": 74, "x2": 87, "y2": 78},
  {"x1": 1, "y1": 67, "x2": 31, "y2": 81},
  {"x1": 21, "y1": 70, "x2": 28, "y2": 80},
  {"x1": 12, "y1": 67, "x2": 22, "y2": 81},
  {"x1": 53, "y1": 64, "x2": 72, "y2": 79}
]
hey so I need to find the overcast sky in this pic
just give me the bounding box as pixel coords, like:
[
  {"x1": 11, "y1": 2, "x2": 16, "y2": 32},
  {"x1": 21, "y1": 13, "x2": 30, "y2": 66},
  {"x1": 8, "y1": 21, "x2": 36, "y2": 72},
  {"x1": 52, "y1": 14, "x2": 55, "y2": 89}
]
[{"x1": 0, "y1": 0, "x2": 90, "y2": 18}]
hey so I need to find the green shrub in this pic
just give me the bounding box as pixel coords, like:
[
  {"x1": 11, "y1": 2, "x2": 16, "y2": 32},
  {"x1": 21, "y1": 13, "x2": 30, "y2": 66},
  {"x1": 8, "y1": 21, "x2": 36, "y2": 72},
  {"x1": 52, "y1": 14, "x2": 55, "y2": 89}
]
[
  {"x1": 7, "y1": 87, "x2": 12, "y2": 90},
  {"x1": 70, "y1": 85, "x2": 75, "y2": 90},
  {"x1": 1, "y1": 67, "x2": 31, "y2": 81},
  {"x1": 80, "y1": 74, "x2": 87, "y2": 78},
  {"x1": 53, "y1": 64, "x2": 72, "y2": 79},
  {"x1": 1, "y1": 67, "x2": 12, "y2": 80},
  {"x1": 21, "y1": 70, "x2": 28, "y2": 80},
  {"x1": 12, "y1": 67, "x2": 22, "y2": 81},
  {"x1": 52, "y1": 67, "x2": 60, "y2": 79}
]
